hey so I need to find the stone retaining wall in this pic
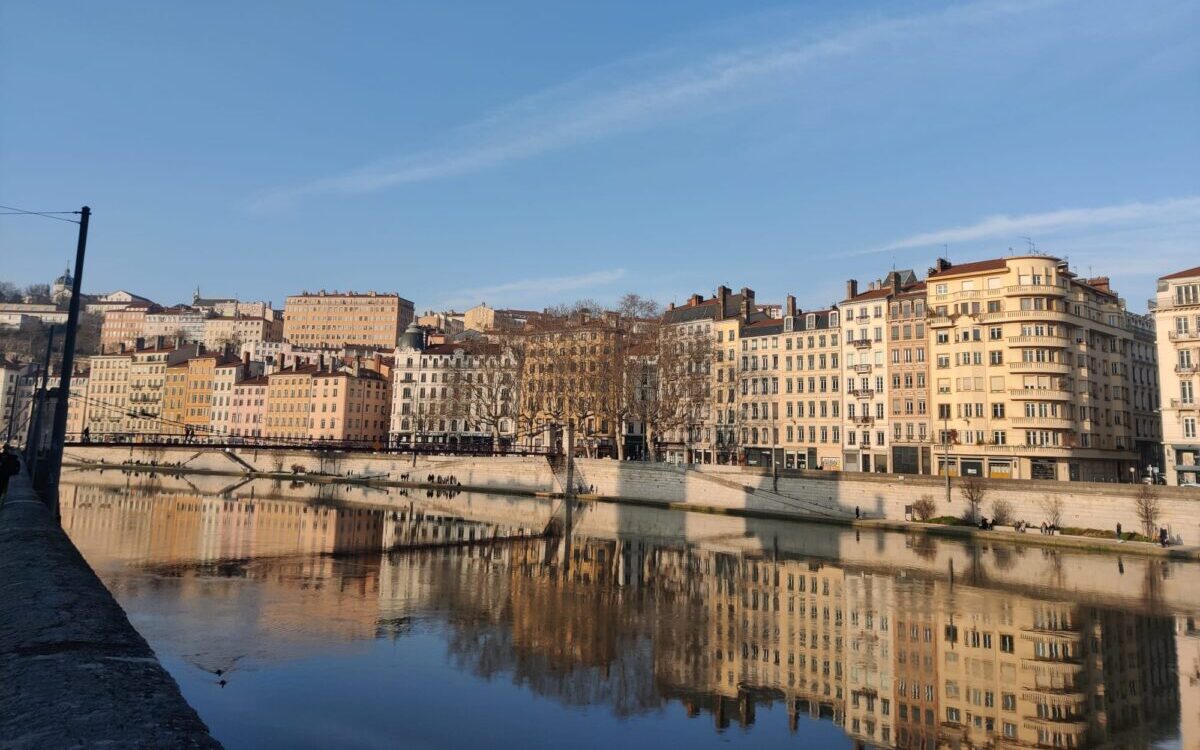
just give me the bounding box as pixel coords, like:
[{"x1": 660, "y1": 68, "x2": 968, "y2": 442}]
[{"x1": 64, "y1": 445, "x2": 1200, "y2": 545}]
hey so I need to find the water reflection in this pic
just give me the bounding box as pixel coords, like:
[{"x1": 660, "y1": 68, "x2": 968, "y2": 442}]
[{"x1": 60, "y1": 470, "x2": 1198, "y2": 749}]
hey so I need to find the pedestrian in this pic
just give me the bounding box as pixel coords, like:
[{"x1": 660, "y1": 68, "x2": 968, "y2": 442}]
[
  {"x1": 855, "y1": 506, "x2": 860, "y2": 519},
  {"x1": 1040, "y1": 521, "x2": 1048, "y2": 535},
  {"x1": 1159, "y1": 527, "x2": 1168, "y2": 548},
  {"x1": 1116, "y1": 522, "x2": 1122, "y2": 543},
  {"x1": 0, "y1": 444, "x2": 19, "y2": 501}
]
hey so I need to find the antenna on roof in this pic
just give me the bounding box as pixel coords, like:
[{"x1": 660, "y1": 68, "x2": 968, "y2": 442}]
[{"x1": 1020, "y1": 236, "x2": 1036, "y2": 254}]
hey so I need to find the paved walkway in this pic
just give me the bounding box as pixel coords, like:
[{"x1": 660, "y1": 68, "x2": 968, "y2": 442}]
[{"x1": 0, "y1": 470, "x2": 220, "y2": 749}]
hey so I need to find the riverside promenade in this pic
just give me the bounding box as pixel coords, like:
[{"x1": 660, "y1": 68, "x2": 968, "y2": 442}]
[{"x1": 0, "y1": 470, "x2": 219, "y2": 749}]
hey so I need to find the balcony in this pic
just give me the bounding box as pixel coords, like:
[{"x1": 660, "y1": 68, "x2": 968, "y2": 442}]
[
  {"x1": 1011, "y1": 416, "x2": 1074, "y2": 429},
  {"x1": 848, "y1": 388, "x2": 874, "y2": 399},
  {"x1": 1004, "y1": 284, "x2": 1067, "y2": 297},
  {"x1": 1009, "y1": 388, "x2": 1073, "y2": 401},
  {"x1": 851, "y1": 415, "x2": 874, "y2": 425},
  {"x1": 927, "y1": 316, "x2": 954, "y2": 328},
  {"x1": 852, "y1": 363, "x2": 872, "y2": 374},
  {"x1": 1008, "y1": 335, "x2": 1070, "y2": 347},
  {"x1": 851, "y1": 338, "x2": 871, "y2": 349},
  {"x1": 978, "y1": 309, "x2": 1071, "y2": 324},
  {"x1": 1168, "y1": 330, "x2": 1200, "y2": 342},
  {"x1": 1170, "y1": 399, "x2": 1198, "y2": 410},
  {"x1": 1177, "y1": 364, "x2": 1198, "y2": 375},
  {"x1": 1008, "y1": 360, "x2": 1071, "y2": 374}
]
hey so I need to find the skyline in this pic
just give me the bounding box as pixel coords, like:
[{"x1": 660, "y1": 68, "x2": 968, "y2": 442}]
[{"x1": 2, "y1": 0, "x2": 1198, "y2": 312}]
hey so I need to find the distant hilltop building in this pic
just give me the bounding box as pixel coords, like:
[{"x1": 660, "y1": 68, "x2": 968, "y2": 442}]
[{"x1": 283, "y1": 289, "x2": 414, "y2": 350}]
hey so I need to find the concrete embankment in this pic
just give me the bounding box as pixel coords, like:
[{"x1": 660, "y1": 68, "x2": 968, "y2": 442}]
[
  {"x1": 63, "y1": 443, "x2": 1200, "y2": 551},
  {"x1": 0, "y1": 471, "x2": 220, "y2": 749}
]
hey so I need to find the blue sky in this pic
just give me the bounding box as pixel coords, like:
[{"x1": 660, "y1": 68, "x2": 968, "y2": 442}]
[{"x1": 2, "y1": 0, "x2": 1197, "y2": 314}]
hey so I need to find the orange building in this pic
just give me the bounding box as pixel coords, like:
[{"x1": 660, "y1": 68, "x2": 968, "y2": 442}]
[{"x1": 310, "y1": 367, "x2": 391, "y2": 445}]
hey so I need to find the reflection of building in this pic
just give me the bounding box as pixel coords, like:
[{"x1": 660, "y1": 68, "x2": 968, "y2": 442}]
[{"x1": 56, "y1": 473, "x2": 1188, "y2": 747}]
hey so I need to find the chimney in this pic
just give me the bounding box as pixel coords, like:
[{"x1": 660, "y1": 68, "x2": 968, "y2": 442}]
[
  {"x1": 716, "y1": 286, "x2": 730, "y2": 321},
  {"x1": 935, "y1": 257, "x2": 951, "y2": 273},
  {"x1": 667, "y1": 302, "x2": 675, "y2": 311},
  {"x1": 739, "y1": 288, "x2": 755, "y2": 320},
  {"x1": 846, "y1": 279, "x2": 858, "y2": 300},
  {"x1": 785, "y1": 295, "x2": 797, "y2": 318},
  {"x1": 891, "y1": 273, "x2": 902, "y2": 295},
  {"x1": 688, "y1": 293, "x2": 702, "y2": 306}
]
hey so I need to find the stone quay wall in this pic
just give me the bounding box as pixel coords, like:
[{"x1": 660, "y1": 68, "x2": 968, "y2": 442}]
[{"x1": 64, "y1": 445, "x2": 1200, "y2": 546}]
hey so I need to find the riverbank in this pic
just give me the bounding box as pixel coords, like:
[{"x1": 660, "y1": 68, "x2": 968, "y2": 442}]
[
  {"x1": 64, "y1": 449, "x2": 1200, "y2": 561},
  {"x1": 0, "y1": 470, "x2": 220, "y2": 749}
]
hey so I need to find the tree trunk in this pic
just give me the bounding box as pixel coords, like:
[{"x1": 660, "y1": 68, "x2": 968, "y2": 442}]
[{"x1": 645, "y1": 425, "x2": 656, "y2": 463}]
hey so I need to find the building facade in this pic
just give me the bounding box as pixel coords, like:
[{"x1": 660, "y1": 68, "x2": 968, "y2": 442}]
[
  {"x1": 1153, "y1": 265, "x2": 1200, "y2": 485},
  {"x1": 283, "y1": 291, "x2": 414, "y2": 349},
  {"x1": 926, "y1": 256, "x2": 1141, "y2": 481}
]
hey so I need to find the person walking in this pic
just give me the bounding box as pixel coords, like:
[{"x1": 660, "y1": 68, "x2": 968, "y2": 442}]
[
  {"x1": 1159, "y1": 527, "x2": 1169, "y2": 548},
  {"x1": 1116, "y1": 522, "x2": 1123, "y2": 543},
  {"x1": 0, "y1": 444, "x2": 20, "y2": 501}
]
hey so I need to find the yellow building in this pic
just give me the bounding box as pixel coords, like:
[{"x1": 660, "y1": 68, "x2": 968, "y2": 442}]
[
  {"x1": 1153, "y1": 265, "x2": 1200, "y2": 485},
  {"x1": 926, "y1": 255, "x2": 1141, "y2": 481},
  {"x1": 283, "y1": 290, "x2": 414, "y2": 349},
  {"x1": 264, "y1": 363, "x2": 319, "y2": 442},
  {"x1": 82, "y1": 352, "x2": 131, "y2": 437}
]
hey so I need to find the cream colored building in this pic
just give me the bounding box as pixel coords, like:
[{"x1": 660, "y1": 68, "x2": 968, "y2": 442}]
[
  {"x1": 841, "y1": 272, "x2": 922, "y2": 474},
  {"x1": 310, "y1": 367, "x2": 391, "y2": 445},
  {"x1": 283, "y1": 290, "x2": 413, "y2": 349},
  {"x1": 203, "y1": 315, "x2": 283, "y2": 351},
  {"x1": 210, "y1": 358, "x2": 261, "y2": 438},
  {"x1": 264, "y1": 364, "x2": 319, "y2": 442},
  {"x1": 228, "y1": 375, "x2": 269, "y2": 439},
  {"x1": 1153, "y1": 265, "x2": 1200, "y2": 486},
  {"x1": 142, "y1": 306, "x2": 208, "y2": 343},
  {"x1": 926, "y1": 256, "x2": 1140, "y2": 481},
  {"x1": 129, "y1": 343, "x2": 198, "y2": 437},
  {"x1": 416, "y1": 310, "x2": 465, "y2": 335},
  {"x1": 82, "y1": 352, "x2": 131, "y2": 437}
]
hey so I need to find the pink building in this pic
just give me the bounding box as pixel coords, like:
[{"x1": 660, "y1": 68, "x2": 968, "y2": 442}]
[{"x1": 228, "y1": 375, "x2": 269, "y2": 440}]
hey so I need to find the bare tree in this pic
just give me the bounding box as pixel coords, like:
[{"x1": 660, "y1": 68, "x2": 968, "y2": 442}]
[
  {"x1": 1039, "y1": 495, "x2": 1064, "y2": 529},
  {"x1": 615, "y1": 293, "x2": 661, "y2": 321},
  {"x1": 912, "y1": 495, "x2": 937, "y2": 522},
  {"x1": 990, "y1": 498, "x2": 1014, "y2": 526},
  {"x1": 446, "y1": 341, "x2": 518, "y2": 452},
  {"x1": 959, "y1": 475, "x2": 987, "y2": 524},
  {"x1": 1135, "y1": 484, "x2": 1161, "y2": 538}
]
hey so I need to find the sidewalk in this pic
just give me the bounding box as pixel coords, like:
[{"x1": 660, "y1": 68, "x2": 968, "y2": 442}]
[{"x1": 0, "y1": 470, "x2": 220, "y2": 748}]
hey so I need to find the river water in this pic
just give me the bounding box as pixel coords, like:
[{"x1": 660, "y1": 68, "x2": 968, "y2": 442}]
[{"x1": 60, "y1": 468, "x2": 1198, "y2": 749}]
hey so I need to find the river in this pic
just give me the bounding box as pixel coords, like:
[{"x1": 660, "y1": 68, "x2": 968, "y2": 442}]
[{"x1": 59, "y1": 468, "x2": 1198, "y2": 749}]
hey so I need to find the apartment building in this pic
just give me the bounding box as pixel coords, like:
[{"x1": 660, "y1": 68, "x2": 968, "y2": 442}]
[
  {"x1": 129, "y1": 343, "x2": 200, "y2": 437},
  {"x1": 283, "y1": 290, "x2": 414, "y2": 349},
  {"x1": 887, "y1": 281, "x2": 932, "y2": 474},
  {"x1": 99, "y1": 302, "x2": 157, "y2": 353},
  {"x1": 390, "y1": 327, "x2": 514, "y2": 447},
  {"x1": 841, "y1": 271, "x2": 921, "y2": 474},
  {"x1": 661, "y1": 286, "x2": 763, "y2": 464},
  {"x1": 65, "y1": 370, "x2": 90, "y2": 439},
  {"x1": 210, "y1": 358, "x2": 261, "y2": 437},
  {"x1": 310, "y1": 367, "x2": 391, "y2": 445},
  {"x1": 521, "y1": 311, "x2": 627, "y2": 455},
  {"x1": 141, "y1": 306, "x2": 208, "y2": 343},
  {"x1": 926, "y1": 256, "x2": 1141, "y2": 481},
  {"x1": 416, "y1": 310, "x2": 465, "y2": 335},
  {"x1": 228, "y1": 375, "x2": 269, "y2": 439},
  {"x1": 264, "y1": 364, "x2": 319, "y2": 442},
  {"x1": 203, "y1": 314, "x2": 283, "y2": 351},
  {"x1": 83, "y1": 352, "x2": 131, "y2": 437},
  {"x1": 1153, "y1": 265, "x2": 1200, "y2": 485},
  {"x1": 1128, "y1": 311, "x2": 1162, "y2": 473},
  {"x1": 741, "y1": 301, "x2": 844, "y2": 470}
]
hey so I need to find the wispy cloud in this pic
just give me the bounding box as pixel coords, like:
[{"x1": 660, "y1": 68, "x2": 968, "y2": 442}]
[
  {"x1": 435, "y1": 268, "x2": 626, "y2": 309},
  {"x1": 855, "y1": 196, "x2": 1200, "y2": 256},
  {"x1": 250, "y1": 0, "x2": 1054, "y2": 210}
]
